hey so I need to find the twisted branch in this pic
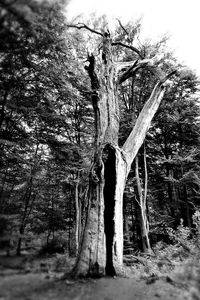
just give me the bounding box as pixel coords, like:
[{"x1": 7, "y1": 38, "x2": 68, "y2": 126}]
[
  {"x1": 112, "y1": 41, "x2": 142, "y2": 58},
  {"x1": 68, "y1": 23, "x2": 103, "y2": 36}
]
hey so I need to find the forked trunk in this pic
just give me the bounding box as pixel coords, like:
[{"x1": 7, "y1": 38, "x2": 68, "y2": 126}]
[{"x1": 71, "y1": 28, "x2": 176, "y2": 277}]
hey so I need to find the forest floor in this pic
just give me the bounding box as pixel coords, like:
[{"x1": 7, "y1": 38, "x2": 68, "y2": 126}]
[{"x1": 0, "y1": 253, "x2": 193, "y2": 300}]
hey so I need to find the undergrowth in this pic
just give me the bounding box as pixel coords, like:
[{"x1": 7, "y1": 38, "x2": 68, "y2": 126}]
[{"x1": 126, "y1": 211, "x2": 200, "y2": 299}]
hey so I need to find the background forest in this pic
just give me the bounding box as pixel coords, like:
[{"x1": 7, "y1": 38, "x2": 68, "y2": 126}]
[{"x1": 0, "y1": 0, "x2": 200, "y2": 297}]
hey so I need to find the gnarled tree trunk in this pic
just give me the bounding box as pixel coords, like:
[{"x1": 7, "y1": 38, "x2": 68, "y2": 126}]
[{"x1": 71, "y1": 29, "x2": 175, "y2": 277}]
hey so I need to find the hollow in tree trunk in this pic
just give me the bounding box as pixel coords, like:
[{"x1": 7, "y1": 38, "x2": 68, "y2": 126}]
[{"x1": 71, "y1": 28, "x2": 176, "y2": 277}]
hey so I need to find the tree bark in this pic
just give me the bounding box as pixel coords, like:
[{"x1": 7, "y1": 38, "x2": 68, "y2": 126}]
[
  {"x1": 71, "y1": 29, "x2": 175, "y2": 277},
  {"x1": 135, "y1": 154, "x2": 151, "y2": 253},
  {"x1": 75, "y1": 172, "x2": 80, "y2": 256}
]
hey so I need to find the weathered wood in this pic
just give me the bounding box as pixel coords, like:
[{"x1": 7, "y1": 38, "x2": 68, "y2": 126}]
[
  {"x1": 71, "y1": 27, "x2": 176, "y2": 278},
  {"x1": 122, "y1": 75, "x2": 175, "y2": 168}
]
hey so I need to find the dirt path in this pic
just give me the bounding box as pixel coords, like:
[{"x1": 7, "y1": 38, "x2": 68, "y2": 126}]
[{"x1": 0, "y1": 271, "x2": 186, "y2": 300}]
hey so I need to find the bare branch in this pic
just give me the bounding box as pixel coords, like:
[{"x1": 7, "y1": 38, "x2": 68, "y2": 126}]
[
  {"x1": 118, "y1": 60, "x2": 139, "y2": 84},
  {"x1": 84, "y1": 53, "x2": 100, "y2": 90},
  {"x1": 122, "y1": 70, "x2": 177, "y2": 167},
  {"x1": 159, "y1": 70, "x2": 177, "y2": 85},
  {"x1": 68, "y1": 23, "x2": 103, "y2": 36},
  {"x1": 115, "y1": 60, "x2": 138, "y2": 71},
  {"x1": 118, "y1": 59, "x2": 152, "y2": 84},
  {"x1": 116, "y1": 18, "x2": 129, "y2": 36},
  {"x1": 112, "y1": 41, "x2": 142, "y2": 58}
]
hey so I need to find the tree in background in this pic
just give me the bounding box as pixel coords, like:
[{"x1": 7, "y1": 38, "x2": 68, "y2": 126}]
[
  {"x1": 117, "y1": 34, "x2": 173, "y2": 253},
  {"x1": 0, "y1": 0, "x2": 91, "y2": 254},
  {"x1": 147, "y1": 68, "x2": 200, "y2": 235}
]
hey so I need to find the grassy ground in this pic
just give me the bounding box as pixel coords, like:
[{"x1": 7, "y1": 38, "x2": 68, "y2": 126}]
[{"x1": 0, "y1": 251, "x2": 193, "y2": 300}]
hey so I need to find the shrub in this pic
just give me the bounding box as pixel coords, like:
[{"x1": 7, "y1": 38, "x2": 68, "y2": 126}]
[{"x1": 39, "y1": 237, "x2": 67, "y2": 255}]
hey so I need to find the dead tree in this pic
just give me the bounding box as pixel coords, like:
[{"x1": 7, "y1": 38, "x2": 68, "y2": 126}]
[{"x1": 70, "y1": 24, "x2": 176, "y2": 277}]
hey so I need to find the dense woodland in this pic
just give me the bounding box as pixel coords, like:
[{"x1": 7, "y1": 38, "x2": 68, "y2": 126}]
[{"x1": 0, "y1": 0, "x2": 200, "y2": 288}]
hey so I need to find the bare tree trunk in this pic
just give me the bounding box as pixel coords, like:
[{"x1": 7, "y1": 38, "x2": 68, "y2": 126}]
[
  {"x1": 16, "y1": 180, "x2": 33, "y2": 255},
  {"x1": 123, "y1": 194, "x2": 130, "y2": 243},
  {"x1": 135, "y1": 153, "x2": 151, "y2": 254},
  {"x1": 143, "y1": 143, "x2": 151, "y2": 252},
  {"x1": 70, "y1": 27, "x2": 176, "y2": 277},
  {"x1": 73, "y1": 145, "x2": 127, "y2": 277},
  {"x1": 75, "y1": 171, "x2": 81, "y2": 256}
]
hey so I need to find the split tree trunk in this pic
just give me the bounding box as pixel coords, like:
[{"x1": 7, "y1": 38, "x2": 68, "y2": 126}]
[{"x1": 72, "y1": 30, "x2": 175, "y2": 277}]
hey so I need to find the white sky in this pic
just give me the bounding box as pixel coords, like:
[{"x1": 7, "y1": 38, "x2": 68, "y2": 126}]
[{"x1": 66, "y1": 0, "x2": 200, "y2": 77}]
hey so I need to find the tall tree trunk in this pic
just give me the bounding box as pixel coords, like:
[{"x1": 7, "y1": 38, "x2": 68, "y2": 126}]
[
  {"x1": 73, "y1": 146, "x2": 127, "y2": 277},
  {"x1": 135, "y1": 154, "x2": 151, "y2": 253},
  {"x1": 17, "y1": 181, "x2": 33, "y2": 255},
  {"x1": 123, "y1": 194, "x2": 130, "y2": 243},
  {"x1": 75, "y1": 171, "x2": 81, "y2": 255},
  {"x1": 71, "y1": 29, "x2": 176, "y2": 277}
]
